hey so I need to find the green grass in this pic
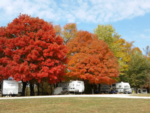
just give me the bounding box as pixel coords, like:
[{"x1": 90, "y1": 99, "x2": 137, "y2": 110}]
[{"x1": 0, "y1": 97, "x2": 150, "y2": 113}]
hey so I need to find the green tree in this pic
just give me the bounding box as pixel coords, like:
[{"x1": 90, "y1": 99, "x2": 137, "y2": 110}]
[
  {"x1": 126, "y1": 51, "x2": 150, "y2": 88},
  {"x1": 93, "y1": 24, "x2": 118, "y2": 50}
]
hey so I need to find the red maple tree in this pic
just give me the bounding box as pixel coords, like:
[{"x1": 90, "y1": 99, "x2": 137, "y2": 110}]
[
  {"x1": 0, "y1": 27, "x2": 11, "y2": 81},
  {"x1": 0, "y1": 14, "x2": 67, "y2": 84},
  {"x1": 67, "y1": 31, "x2": 119, "y2": 85}
]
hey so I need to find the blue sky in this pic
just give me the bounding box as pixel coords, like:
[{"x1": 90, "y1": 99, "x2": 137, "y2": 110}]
[{"x1": 0, "y1": 0, "x2": 150, "y2": 54}]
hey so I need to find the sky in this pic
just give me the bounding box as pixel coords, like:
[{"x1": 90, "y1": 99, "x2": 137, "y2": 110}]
[{"x1": 0, "y1": 0, "x2": 150, "y2": 54}]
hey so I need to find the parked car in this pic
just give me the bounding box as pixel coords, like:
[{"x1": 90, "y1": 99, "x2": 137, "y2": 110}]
[
  {"x1": 124, "y1": 88, "x2": 132, "y2": 94},
  {"x1": 109, "y1": 90, "x2": 117, "y2": 94}
]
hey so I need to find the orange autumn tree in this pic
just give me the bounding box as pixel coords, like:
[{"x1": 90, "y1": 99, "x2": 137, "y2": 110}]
[
  {"x1": 0, "y1": 14, "x2": 68, "y2": 95},
  {"x1": 67, "y1": 31, "x2": 119, "y2": 85}
]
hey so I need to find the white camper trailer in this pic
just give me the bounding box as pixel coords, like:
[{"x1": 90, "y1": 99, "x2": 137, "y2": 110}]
[
  {"x1": 137, "y1": 88, "x2": 147, "y2": 94},
  {"x1": 68, "y1": 80, "x2": 85, "y2": 93},
  {"x1": 2, "y1": 80, "x2": 19, "y2": 96},
  {"x1": 53, "y1": 80, "x2": 85, "y2": 95},
  {"x1": 111, "y1": 82, "x2": 132, "y2": 94},
  {"x1": 100, "y1": 82, "x2": 132, "y2": 94}
]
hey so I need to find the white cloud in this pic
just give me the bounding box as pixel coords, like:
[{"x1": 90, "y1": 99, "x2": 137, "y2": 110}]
[
  {"x1": 0, "y1": 0, "x2": 150, "y2": 24},
  {"x1": 144, "y1": 29, "x2": 150, "y2": 32},
  {"x1": 140, "y1": 34, "x2": 150, "y2": 39},
  {"x1": 66, "y1": 14, "x2": 76, "y2": 23}
]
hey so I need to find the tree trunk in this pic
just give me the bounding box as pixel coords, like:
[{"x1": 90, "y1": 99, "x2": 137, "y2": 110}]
[
  {"x1": 91, "y1": 84, "x2": 94, "y2": 94},
  {"x1": 92, "y1": 88, "x2": 94, "y2": 94},
  {"x1": 148, "y1": 84, "x2": 150, "y2": 93},
  {"x1": 147, "y1": 87, "x2": 149, "y2": 93},
  {"x1": 30, "y1": 82, "x2": 35, "y2": 96},
  {"x1": 84, "y1": 81, "x2": 93, "y2": 94},
  {"x1": 96, "y1": 84, "x2": 101, "y2": 94},
  {"x1": 42, "y1": 83, "x2": 43, "y2": 95},
  {"x1": 50, "y1": 84, "x2": 53, "y2": 95},
  {"x1": 136, "y1": 88, "x2": 138, "y2": 93},
  {"x1": 21, "y1": 82, "x2": 27, "y2": 96},
  {"x1": 37, "y1": 83, "x2": 40, "y2": 95},
  {"x1": 56, "y1": 83, "x2": 58, "y2": 87},
  {"x1": 99, "y1": 84, "x2": 101, "y2": 93}
]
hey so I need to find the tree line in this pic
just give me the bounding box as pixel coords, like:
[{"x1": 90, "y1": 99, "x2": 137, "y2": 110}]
[{"x1": 0, "y1": 14, "x2": 150, "y2": 95}]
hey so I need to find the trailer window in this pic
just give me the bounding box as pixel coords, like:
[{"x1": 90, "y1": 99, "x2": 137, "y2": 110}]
[
  {"x1": 112, "y1": 84, "x2": 115, "y2": 86},
  {"x1": 143, "y1": 90, "x2": 147, "y2": 92}
]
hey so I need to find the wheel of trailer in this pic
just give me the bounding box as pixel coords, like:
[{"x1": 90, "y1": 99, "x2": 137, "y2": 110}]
[{"x1": 124, "y1": 92, "x2": 127, "y2": 94}]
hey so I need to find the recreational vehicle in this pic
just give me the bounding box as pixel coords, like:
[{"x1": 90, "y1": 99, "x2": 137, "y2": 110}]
[
  {"x1": 111, "y1": 82, "x2": 132, "y2": 94},
  {"x1": 53, "y1": 80, "x2": 85, "y2": 95}
]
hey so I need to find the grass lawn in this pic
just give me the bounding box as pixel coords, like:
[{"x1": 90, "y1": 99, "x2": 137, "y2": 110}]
[
  {"x1": 0, "y1": 97, "x2": 150, "y2": 113},
  {"x1": 131, "y1": 94, "x2": 150, "y2": 96}
]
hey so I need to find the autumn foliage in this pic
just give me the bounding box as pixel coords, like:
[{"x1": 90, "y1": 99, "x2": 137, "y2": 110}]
[
  {"x1": 0, "y1": 14, "x2": 67, "y2": 83},
  {"x1": 67, "y1": 31, "x2": 119, "y2": 85}
]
